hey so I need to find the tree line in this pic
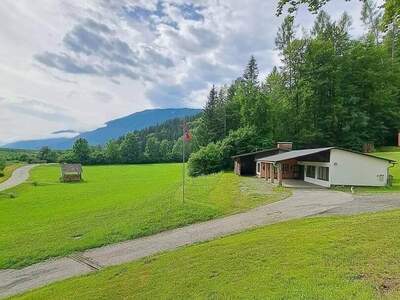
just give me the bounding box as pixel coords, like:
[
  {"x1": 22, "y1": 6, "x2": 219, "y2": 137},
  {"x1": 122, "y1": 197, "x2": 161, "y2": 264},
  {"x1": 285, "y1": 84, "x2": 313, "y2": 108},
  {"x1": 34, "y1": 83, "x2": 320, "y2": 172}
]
[
  {"x1": 188, "y1": 1, "x2": 400, "y2": 175},
  {"x1": 21, "y1": 115, "x2": 199, "y2": 165}
]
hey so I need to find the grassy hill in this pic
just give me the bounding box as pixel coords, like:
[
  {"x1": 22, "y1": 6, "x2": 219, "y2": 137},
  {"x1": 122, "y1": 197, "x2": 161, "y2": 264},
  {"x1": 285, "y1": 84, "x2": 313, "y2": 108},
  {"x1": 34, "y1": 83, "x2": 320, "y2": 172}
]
[
  {"x1": 13, "y1": 209, "x2": 400, "y2": 299},
  {"x1": 0, "y1": 164, "x2": 288, "y2": 269}
]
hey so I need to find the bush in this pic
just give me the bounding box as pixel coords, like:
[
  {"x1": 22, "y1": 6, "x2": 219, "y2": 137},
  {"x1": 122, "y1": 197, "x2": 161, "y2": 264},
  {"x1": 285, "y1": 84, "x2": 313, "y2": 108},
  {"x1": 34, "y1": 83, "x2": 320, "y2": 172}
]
[
  {"x1": 188, "y1": 143, "x2": 223, "y2": 176},
  {"x1": 188, "y1": 126, "x2": 273, "y2": 177},
  {"x1": 0, "y1": 159, "x2": 5, "y2": 176},
  {"x1": 57, "y1": 151, "x2": 77, "y2": 163},
  {"x1": 88, "y1": 150, "x2": 107, "y2": 165}
]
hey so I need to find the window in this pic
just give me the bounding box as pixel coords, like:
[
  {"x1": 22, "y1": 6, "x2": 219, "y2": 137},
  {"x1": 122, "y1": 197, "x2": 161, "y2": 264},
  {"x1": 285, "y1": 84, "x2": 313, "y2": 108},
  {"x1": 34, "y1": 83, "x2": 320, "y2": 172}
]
[
  {"x1": 317, "y1": 167, "x2": 329, "y2": 181},
  {"x1": 257, "y1": 163, "x2": 261, "y2": 173},
  {"x1": 306, "y1": 165, "x2": 316, "y2": 178},
  {"x1": 282, "y1": 164, "x2": 289, "y2": 173}
]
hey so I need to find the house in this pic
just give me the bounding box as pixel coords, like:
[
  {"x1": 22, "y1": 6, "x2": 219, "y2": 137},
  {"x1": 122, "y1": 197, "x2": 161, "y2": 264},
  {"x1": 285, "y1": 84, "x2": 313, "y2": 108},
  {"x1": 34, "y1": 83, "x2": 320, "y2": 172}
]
[
  {"x1": 232, "y1": 142, "x2": 292, "y2": 176},
  {"x1": 254, "y1": 146, "x2": 395, "y2": 187},
  {"x1": 60, "y1": 163, "x2": 82, "y2": 182}
]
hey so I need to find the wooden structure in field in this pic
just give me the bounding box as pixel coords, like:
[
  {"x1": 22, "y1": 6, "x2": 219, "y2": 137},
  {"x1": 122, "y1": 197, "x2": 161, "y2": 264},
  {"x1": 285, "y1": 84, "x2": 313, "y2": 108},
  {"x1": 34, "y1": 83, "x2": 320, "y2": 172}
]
[{"x1": 60, "y1": 164, "x2": 82, "y2": 182}]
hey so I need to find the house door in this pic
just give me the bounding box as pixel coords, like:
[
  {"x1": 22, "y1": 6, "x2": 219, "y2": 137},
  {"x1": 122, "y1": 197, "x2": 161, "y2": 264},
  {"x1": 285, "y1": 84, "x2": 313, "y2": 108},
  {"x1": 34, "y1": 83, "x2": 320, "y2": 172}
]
[{"x1": 293, "y1": 165, "x2": 304, "y2": 179}]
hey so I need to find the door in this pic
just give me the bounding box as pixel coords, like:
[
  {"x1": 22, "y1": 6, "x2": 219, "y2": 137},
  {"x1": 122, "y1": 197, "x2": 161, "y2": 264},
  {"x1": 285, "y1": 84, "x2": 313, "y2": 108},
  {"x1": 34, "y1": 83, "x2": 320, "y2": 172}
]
[{"x1": 293, "y1": 165, "x2": 304, "y2": 179}]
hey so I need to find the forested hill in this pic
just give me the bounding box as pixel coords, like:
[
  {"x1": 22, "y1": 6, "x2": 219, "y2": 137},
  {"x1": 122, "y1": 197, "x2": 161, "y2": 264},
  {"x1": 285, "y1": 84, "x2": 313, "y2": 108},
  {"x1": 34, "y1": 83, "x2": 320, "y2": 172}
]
[{"x1": 4, "y1": 108, "x2": 201, "y2": 150}]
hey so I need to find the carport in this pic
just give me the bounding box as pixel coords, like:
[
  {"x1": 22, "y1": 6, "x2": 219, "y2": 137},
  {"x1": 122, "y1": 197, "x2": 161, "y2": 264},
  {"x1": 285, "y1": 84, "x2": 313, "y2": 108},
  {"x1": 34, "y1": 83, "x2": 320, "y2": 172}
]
[{"x1": 256, "y1": 148, "x2": 332, "y2": 187}]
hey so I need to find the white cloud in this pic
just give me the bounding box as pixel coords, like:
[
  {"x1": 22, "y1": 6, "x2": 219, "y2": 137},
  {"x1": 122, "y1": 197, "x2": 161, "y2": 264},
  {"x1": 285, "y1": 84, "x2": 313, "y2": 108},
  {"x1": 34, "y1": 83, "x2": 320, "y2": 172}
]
[{"x1": 0, "y1": 0, "x2": 370, "y2": 144}]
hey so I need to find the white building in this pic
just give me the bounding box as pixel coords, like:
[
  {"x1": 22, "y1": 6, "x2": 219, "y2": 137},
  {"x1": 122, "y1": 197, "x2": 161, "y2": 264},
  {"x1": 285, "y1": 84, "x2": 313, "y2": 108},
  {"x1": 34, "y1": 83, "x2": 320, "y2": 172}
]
[{"x1": 255, "y1": 147, "x2": 395, "y2": 188}]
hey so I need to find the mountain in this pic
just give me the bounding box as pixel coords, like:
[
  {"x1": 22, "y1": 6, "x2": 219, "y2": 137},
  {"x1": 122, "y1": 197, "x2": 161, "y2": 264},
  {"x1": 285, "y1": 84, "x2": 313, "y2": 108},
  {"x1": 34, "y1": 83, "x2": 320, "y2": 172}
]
[{"x1": 4, "y1": 108, "x2": 201, "y2": 150}]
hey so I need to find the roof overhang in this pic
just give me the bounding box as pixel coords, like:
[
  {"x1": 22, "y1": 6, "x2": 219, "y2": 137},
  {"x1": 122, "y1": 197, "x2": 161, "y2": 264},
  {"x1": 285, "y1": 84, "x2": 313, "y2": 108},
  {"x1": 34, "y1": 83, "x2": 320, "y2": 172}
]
[
  {"x1": 231, "y1": 148, "x2": 279, "y2": 159},
  {"x1": 256, "y1": 147, "x2": 396, "y2": 164},
  {"x1": 256, "y1": 147, "x2": 333, "y2": 163}
]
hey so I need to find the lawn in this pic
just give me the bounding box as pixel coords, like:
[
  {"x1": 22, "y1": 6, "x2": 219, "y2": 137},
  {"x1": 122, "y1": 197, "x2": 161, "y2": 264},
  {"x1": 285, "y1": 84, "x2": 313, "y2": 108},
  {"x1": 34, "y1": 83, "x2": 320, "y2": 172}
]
[
  {"x1": 0, "y1": 164, "x2": 289, "y2": 269},
  {"x1": 13, "y1": 209, "x2": 400, "y2": 300},
  {"x1": 0, "y1": 163, "x2": 24, "y2": 184}
]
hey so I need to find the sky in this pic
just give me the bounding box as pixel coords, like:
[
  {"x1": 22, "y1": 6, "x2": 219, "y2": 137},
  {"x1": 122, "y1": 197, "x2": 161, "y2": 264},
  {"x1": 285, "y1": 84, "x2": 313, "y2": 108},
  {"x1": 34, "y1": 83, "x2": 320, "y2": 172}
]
[{"x1": 0, "y1": 0, "x2": 367, "y2": 145}]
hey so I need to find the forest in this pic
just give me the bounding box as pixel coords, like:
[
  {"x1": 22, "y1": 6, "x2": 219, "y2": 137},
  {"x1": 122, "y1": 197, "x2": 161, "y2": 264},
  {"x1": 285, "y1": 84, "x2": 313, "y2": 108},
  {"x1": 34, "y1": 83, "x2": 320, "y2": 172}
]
[
  {"x1": 6, "y1": 0, "x2": 399, "y2": 177},
  {"x1": 188, "y1": 0, "x2": 400, "y2": 175}
]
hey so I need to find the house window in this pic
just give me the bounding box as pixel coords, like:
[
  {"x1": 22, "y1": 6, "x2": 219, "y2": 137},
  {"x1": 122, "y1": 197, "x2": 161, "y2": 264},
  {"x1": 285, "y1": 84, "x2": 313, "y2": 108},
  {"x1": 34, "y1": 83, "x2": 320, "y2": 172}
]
[
  {"x1": 317, "y1": 166, "x2": 329, "y2": 181},
  {"x1": 306, "y1": 165, "x2": 316, "y2": 178},
  {"x1": 257, "y1": 163, "x2": 261, "y2": 173}
]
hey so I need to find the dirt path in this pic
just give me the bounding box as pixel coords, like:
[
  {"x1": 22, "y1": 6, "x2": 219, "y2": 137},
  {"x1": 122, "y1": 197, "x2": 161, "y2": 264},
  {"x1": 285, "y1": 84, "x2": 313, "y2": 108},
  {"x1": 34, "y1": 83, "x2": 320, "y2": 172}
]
[
  {"x1": 0, "y1": 164, "x2": 39, "y2": 192},
  {"x1": 0, "y1": 189, "x2": 355, "y2": 298}
]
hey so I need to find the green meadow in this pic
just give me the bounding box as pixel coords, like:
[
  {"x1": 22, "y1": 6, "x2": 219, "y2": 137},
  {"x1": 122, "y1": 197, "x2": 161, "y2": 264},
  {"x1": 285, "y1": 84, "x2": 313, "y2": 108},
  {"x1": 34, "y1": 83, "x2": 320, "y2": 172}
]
[
  {"x1": 0, "y1": 163, "x2": 289, "y2": 269},
  {"x1": 13, "y1": 209, "x2": 400, "y2": 300}
]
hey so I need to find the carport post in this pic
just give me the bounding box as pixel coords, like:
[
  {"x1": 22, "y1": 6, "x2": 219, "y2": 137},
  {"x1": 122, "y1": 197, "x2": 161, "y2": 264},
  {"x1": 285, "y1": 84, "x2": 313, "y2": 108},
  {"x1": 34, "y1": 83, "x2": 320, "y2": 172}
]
[
  {"x1": 277, "y1": 163, "x2": 283, "y2": 186},
  {"x1": 270, "y1": 164, "x2": 274, "y2": 184}
]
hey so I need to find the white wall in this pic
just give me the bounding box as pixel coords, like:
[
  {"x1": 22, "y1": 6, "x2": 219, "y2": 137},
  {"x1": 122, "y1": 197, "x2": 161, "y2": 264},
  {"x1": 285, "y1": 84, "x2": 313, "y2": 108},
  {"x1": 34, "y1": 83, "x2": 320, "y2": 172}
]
[
  {"x1": 329, "y1": 149, "x2": 390, "y2": 186},
  {"x1": 298, "y1": 161, "x2": 331, "y2": 187}
]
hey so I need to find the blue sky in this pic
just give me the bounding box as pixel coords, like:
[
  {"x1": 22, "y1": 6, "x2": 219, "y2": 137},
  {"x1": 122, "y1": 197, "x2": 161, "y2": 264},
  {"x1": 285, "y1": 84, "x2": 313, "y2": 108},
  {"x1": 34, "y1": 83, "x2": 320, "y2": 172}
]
[{"x1": 0, "y1": 0, "x2": 368, "y2": 144}]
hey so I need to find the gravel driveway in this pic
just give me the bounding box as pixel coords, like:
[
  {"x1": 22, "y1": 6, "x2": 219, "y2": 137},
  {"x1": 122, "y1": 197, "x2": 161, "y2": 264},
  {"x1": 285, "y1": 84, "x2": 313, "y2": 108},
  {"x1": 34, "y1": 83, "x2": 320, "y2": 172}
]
[
  {"x1": 320, "y1": 193, "x2": 400, "y2": 215},
  {"x1": 0, "y1": 164, "x2": 39, "y2": 192}
]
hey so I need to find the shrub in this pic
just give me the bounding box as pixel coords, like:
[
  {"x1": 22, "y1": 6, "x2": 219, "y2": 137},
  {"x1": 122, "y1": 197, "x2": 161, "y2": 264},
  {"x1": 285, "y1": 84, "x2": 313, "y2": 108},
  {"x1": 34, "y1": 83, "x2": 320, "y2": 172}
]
[
  {"x1": 188, "y1": 143, "x2": 223, "y2": 176},
  {"x1": 0, "y1": 159, "x2": 5, "y2": 176},
  {"x1": 88, "y1": 150, "x2": 107, "y2": 165},
  {"x1": 188, "y1": 126, "x2": 273, "y2": 176},
  {"x1": 57, "y1": 151, "x2": 77, "y2": 163}
]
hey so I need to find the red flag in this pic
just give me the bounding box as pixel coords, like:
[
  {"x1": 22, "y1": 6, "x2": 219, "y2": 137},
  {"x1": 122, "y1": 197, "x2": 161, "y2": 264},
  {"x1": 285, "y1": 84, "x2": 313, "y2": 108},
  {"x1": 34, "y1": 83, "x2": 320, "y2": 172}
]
[{"x1": 183, "y1": 123, "x2": 192, "y2": 142}]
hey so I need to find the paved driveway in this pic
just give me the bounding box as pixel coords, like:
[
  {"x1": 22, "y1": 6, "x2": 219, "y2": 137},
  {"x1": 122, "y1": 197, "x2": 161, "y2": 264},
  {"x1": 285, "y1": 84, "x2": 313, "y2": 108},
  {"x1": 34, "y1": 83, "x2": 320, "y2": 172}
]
[
  {"x1": 0, "y1": 164, "x2": 39, "y2": 192},
  {"x1": 0, "y1": 189, "x2": 355, "y2": 298}
]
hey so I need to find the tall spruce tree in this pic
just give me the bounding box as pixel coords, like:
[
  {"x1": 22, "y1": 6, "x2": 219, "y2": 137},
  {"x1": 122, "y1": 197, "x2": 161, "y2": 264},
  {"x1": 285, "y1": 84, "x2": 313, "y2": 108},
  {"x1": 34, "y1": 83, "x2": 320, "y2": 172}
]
[
  {"x1": 243, "y1": 55, "x2": 259, "y2": 86},
  {"x1": 202, "y1": 85, "x2": 224, "y2": 142}
]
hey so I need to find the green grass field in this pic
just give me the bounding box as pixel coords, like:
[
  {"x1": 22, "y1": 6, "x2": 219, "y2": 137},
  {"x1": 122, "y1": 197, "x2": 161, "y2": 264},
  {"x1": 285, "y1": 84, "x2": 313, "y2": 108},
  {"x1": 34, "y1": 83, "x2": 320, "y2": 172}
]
[
  {"x1": 13, "y1": 209, "x2": 400, "y2": 300},
  {"x1": 0, "y1": 164, "x2": 289, "y2": 269}
]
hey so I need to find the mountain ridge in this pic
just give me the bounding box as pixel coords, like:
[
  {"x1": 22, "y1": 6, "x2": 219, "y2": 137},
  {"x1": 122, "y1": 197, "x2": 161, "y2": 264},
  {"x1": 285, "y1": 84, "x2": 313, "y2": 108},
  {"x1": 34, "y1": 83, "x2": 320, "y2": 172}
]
[{"x1": 4, "y1": 108, "x2": 201, "y2": 150}]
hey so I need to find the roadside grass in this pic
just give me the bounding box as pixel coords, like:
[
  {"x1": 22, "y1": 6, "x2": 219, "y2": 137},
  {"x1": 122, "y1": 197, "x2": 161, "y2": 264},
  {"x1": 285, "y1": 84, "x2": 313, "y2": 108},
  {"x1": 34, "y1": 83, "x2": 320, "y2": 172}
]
[
  {"x1": 0, "y1": 163, "x2": 24, "y2": 184},
  {"x1": 13, "y1": 209, "x2": 400, "y2": 300},
  {"x1": 0, "y1": 164, "x2": 289, "y2": 269},
  {"x1": 334, "y1": 151, "x2": 400, "y2": 194},
  {"x1": 375, "y1": 146, "x2": 400, "y2": 152}
]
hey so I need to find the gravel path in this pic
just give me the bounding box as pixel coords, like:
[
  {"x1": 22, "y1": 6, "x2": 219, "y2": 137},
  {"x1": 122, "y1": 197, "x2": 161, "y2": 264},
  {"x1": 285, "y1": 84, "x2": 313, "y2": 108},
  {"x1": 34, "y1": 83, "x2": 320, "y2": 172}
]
[
  {"x1": 0, "y1": 189, "x2": 354, "y2": 298},
  {"x1": 320, "y1": 193, "x2": 400, "y2": 215},
  {"x1": 0, "y1": 164, "x2": 39, "y2": 192}
]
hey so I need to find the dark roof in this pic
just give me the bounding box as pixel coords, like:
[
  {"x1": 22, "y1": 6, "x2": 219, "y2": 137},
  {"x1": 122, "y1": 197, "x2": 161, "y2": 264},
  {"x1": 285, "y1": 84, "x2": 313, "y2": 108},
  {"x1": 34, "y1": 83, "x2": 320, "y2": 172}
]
[
  {"x1": 256, "y1": 147, "x2": 396, "y2": 163},
  {"x1": 257, "y1": 147, "x2": 333, "y2": 162},
  {"x1": 231, "y1": 148, "x2": 278, "y2": 159},
  {"x1": 61, "y1": 163, "x2": 82, "y2": 174}
]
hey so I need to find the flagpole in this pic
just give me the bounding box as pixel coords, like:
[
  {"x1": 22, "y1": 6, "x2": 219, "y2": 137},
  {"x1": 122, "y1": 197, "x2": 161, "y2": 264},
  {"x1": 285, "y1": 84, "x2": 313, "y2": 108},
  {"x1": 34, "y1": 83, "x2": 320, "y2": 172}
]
[{"x1": 182, "y1": 119, "x2": 185, "y2": 203}]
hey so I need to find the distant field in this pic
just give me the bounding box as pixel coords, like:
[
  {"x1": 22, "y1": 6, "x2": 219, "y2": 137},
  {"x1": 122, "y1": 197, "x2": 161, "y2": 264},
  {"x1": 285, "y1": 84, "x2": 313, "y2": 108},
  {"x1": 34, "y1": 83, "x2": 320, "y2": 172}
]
[
  {"x1": 14, "y1": 209, "x2": 400, "y2": 300},
  {"x1": 0, "y1": 164, "x2": 289, "y2": 269}
]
